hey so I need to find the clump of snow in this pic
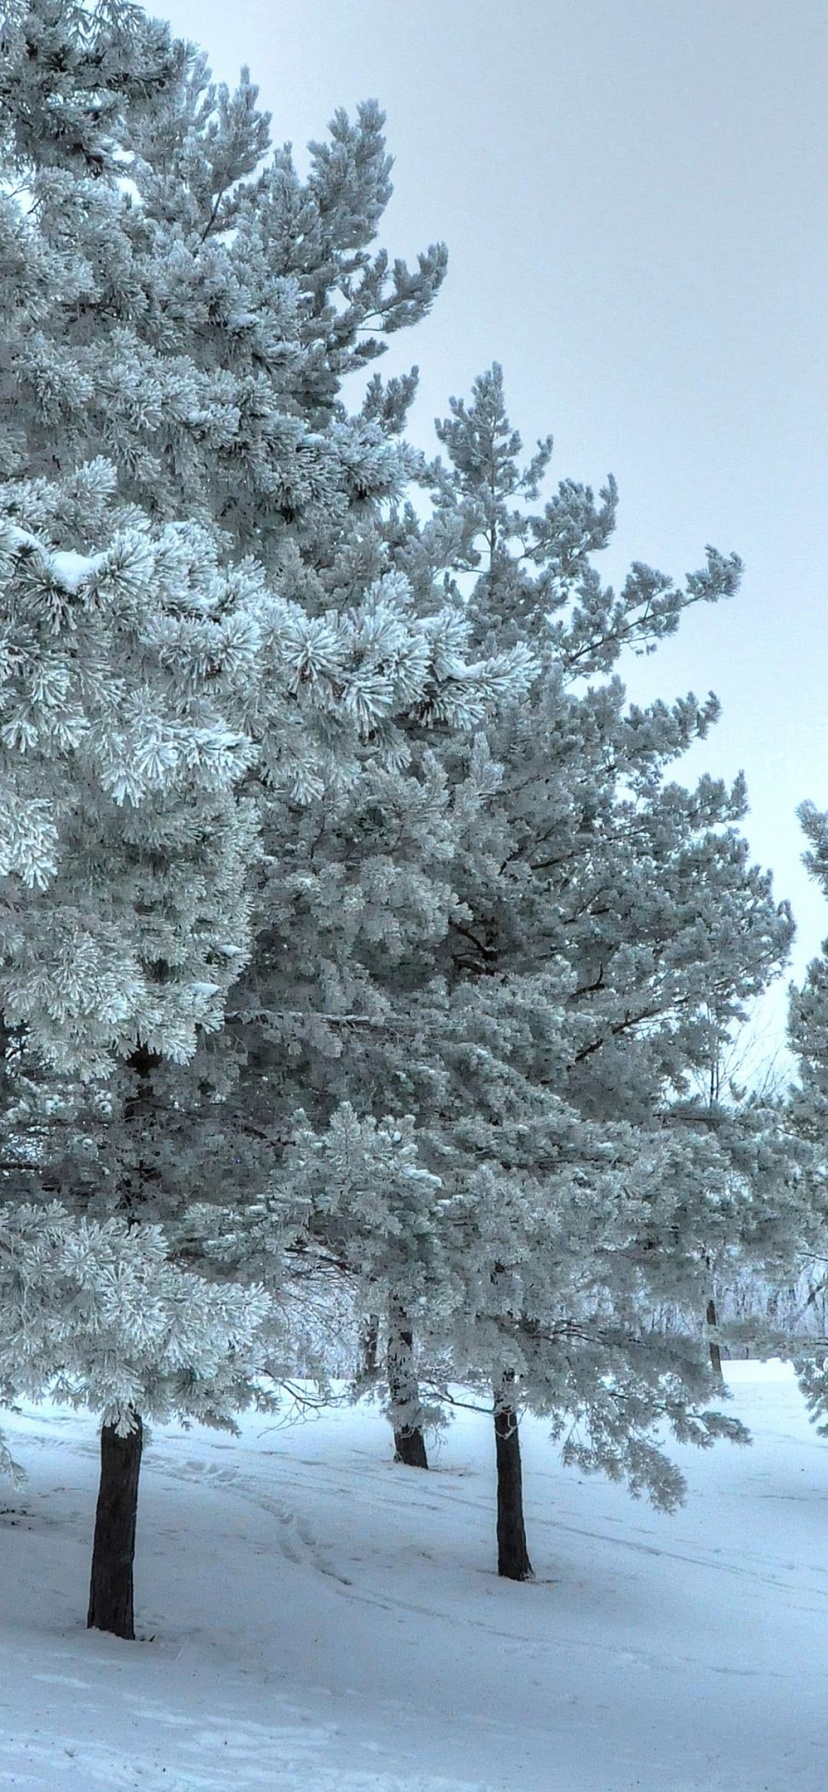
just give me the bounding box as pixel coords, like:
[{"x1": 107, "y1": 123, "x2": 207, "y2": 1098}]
[
  {"x1": 47, "y1": 550, "x2": 105, "y2": 593},
  {"x1": 6, "y1": 529, "x2": 106, "y2": 593}
]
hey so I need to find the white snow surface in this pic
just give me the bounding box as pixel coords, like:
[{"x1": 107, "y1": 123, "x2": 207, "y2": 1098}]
[{"x1": 0, "y1": 1362, "x2": 825, "y2": 1791}]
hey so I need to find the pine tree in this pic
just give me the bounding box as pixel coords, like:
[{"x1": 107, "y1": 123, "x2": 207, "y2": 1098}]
[
  {"x1": 414, "y1": 367, "x2": 794, "y2": 1571},
  {"x1": 2, "y1": 1, "x2": 801, "y2": 1610},
  {"x1": 785, "y1": 802, "x2": 828, "y2": 1432},
  {"x1": 227, "y1": 368, "x2": 796, "y2": 1575},
  {"x1": 0, "y1": 0, "x2": 531, "y2": 1626},
  {"x1": 0, "y1": 488, "x2": 306, "y2": 1629},
  {"x1": 0, "y1": 1201, "x2": 270, "y2": 1634}
]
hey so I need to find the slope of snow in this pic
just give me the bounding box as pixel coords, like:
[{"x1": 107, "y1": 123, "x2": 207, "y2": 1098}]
[{"x1": 0, "y1": 1363, "x2": 825, "y2": 1791}]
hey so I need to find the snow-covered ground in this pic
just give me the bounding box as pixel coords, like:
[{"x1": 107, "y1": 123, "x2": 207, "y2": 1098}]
[{"x1": 0, "y1": 1363, "x2": 825, "y2": 1791}]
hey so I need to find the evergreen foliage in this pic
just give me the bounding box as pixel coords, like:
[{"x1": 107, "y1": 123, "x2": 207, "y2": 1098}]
[
  {"x1": 195, "y1": 367, "x2": 795, "y2": 1513},
  {"x1": 786, "y1": 803, "x2": 828, "y2": 1427},
  {"x1": 0, "y1": 0, "x2": 809, "y2": 1619},
  {"x1": 0, "y1": 1202, "x2": 270, "y2": 1480},
  {"x1": 0, "y1": 0, "x2": 527, "y2": 1490}
]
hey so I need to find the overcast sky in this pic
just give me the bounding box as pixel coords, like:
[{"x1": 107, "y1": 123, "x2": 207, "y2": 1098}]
[{"x1": 161, "y1": 0, "x2": 828, "y2": 1060}]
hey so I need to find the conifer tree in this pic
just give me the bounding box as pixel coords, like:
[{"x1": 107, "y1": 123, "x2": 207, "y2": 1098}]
[
  {"x1": 785, "y1": 802, "x2": 828, "y2": 1430},
  {"x1": 222, "y1": 369, "x2": 795, "y2": 1576},
  {"x1": 413, "y1": 367, "x2": 793, "y2": 1571},
  {"x1": 0, "y1": 0, "x2": 532, "y2": 1627},
  {"x1": 2, "y1": 0, "x2": 800, "y2": 1609},
  {"x1": 0, "y1": 1202, "x2": 270, "y2": 1634}
]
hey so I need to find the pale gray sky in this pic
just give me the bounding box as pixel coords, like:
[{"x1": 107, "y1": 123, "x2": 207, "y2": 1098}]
[{"x1": 161, "y1": 0, "x2": 828, "y2": 1055}]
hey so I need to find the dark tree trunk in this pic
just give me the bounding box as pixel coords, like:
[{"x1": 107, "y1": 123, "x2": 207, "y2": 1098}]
[
  {"x1": 706, "y1": 1296, "x2": 724, "y2": 1380},
  {"x1": 494, "y1": 1385, "x2": 533, "y2": 1580},
  {"x1": 87, "y1": 1412, "x2": 143, "y2": 1639},
  {"x1": 393, "y1": 1417, "x2": 429, "y2": 1469},
  {"x1": 387, "y1": 1312, "x2": 428, "y2": 1468},
  {"x1": 357, "y1": 1313, "x2": 380, "y2": 1386}
]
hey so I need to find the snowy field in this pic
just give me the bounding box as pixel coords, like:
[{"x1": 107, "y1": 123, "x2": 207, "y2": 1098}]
[{"x1": 0, "y1": 1363, "x2": 825, "y2": 1792}]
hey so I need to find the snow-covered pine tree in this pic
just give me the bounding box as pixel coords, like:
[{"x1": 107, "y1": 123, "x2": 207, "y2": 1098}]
[
  {"x1": 223, "y1": 368, "x2": 796, "y2": 1577},
  {"x1": 785, "y1": 802, "x2": 828, "y2": 1431},
  {"x1": 3, "y1": 0, "x2": 798, "y2": 1605},
  {"x1": 403, "y1": 374, "x2": 795, "y2": 1569},
  {"x1": 216, "y1": 718, "x2": 499, "y2": 1470},
  {"x1": 0, "y1": 486, "x2": 280, "y2": 1631},
  {"x1": 0, "y1": 0, "x2": 533, "y2": 1626},
  {"x1": 0, "y1": 1202, "x2": 271, "y2": 1635},
  {"x1": 411, "y1": 366, "x2": 794, "y2": 1572}
]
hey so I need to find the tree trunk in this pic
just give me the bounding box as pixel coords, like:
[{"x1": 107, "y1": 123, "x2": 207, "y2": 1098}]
[
  {"x1": 87, "y1": 1412, "x2": 143, "y2": 1639},
  {"x1": 706, "y1": 1295, "x2": 724, "y2": 1380},
  {"x1": 494, "y1": 1383, "x2": 533, "y2": 1580},
  {"x1": 387, "y1": 1311, "x2": 428, "y2": 1468},
  {"x1": 357, "y1": 1313, "x2": 380, "y2": 1386}
]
